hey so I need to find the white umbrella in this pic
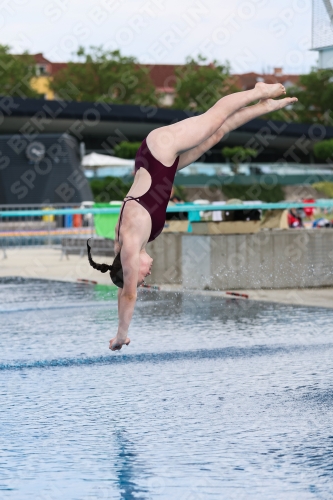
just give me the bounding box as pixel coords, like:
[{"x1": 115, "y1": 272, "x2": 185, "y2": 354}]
[{"x1": 82, "y1": 152, "x2": 135, "y2": 168}]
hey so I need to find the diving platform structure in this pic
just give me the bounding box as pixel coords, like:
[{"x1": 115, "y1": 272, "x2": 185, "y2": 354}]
[{"x1": 312, "y1": 0, "x2": 333, "y2": 68}]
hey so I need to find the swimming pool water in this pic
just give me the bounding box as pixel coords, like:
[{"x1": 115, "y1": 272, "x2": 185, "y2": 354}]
[{"x1": 1, "y1": 277, "x2": 333, "y2": 499}]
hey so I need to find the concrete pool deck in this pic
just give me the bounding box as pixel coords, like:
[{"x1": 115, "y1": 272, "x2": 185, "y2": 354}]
[{"x1": 1, "y1": 247, "x2": 333, "y2": 309}]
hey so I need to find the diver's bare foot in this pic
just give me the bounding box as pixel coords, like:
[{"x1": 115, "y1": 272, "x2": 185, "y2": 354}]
[
  {"x1": 255, "y1": 82, "x2": 286, "y2": 99},
  {"x1": 260, "y1": 96, "x2": 298, "y2": 112},
  {"x1": 109, "y1": 336, "x2": 131, "y2": 351}
]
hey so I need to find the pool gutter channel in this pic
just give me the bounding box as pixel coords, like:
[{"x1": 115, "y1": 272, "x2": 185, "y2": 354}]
[{"x1": 155, "y1": 284, "x2": 333, "y2": 310}]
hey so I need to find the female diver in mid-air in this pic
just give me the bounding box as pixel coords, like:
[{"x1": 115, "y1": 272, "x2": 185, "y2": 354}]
[{"x1": 87, "y1": 83, "x2": 297, "y2": 351}]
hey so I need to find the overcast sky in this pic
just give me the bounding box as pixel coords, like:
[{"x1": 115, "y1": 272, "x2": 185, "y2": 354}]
[{"x1": 1, "y1": 0, "x2": 319, "y2": 74}]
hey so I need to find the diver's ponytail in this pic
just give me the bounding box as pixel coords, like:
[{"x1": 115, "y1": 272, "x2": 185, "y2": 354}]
[{"x1": 86, "y1": 238, "x2": 111, "y2": 274}]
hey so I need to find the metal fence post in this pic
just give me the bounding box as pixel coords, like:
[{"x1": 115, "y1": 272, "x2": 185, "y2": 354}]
[{"x1": 2, "y1": 242, "x2": 6, "y2": 259}]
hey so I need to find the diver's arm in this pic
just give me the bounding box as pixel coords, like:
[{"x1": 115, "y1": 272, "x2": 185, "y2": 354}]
[{"x1": 110, "y1": 240, "x2": 140, "y2": 350}]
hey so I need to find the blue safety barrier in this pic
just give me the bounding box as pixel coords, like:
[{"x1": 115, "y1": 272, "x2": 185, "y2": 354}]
[{"x1": 1, "y1": 200, "x2": 333, "y2": 218}]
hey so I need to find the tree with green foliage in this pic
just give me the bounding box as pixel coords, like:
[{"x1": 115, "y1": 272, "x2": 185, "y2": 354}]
[
  {"x1": 51, "y1": 46, "x2": 158, "y2": 105},
  {"x1": 278, "y1": 69, "x2": 333, "y2": 125},
  {"x1": 173, "y1": 185, "x2": 187, "y2": 202},
  {"x1": 222, "y1": 146, "x2": 258, "y2": 174},
  {"x1": 312, "y1": 182, "x2": 333, "y2": 198},
  {"x1": 114, "y1": 141, "x2": 141, "y2": 159},
  {"x1": 313, "y1": 139, "x2": 333, "y2": 161},
  {"x1": 0, "y1": 45, "x2": 40, "y2": 98},
  {"x1": 172, "y1": 54, "x2": 240, "y2": 112},
  {"x1": 260, "y1": 97, "x2": 300, "y2": 123},
  {"x1": 221, "y1": 183, "x2": 285, "y2": 203},
  {"x1": 89, "y1": 176, "x2": 132, "y2": 202}
]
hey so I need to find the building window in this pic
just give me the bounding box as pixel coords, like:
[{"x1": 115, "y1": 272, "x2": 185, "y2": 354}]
[{"x1": 36, "y1": 64, "x2": 48, "y2": 76}]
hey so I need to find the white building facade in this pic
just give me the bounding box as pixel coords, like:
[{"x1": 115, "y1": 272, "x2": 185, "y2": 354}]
[{"x1": 313, "y1": 0, "x2": 333, "y2": 68}]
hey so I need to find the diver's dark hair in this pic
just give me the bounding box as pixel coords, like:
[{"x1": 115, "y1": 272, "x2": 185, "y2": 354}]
[{"x1": 87, "y1": 238, "x2": 124, "y2": 288}]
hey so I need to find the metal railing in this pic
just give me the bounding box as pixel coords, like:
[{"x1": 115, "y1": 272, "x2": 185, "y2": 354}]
[
  {"x1": 2, "y1": 200, "x2": 333, "y2": 217},
  {"x1": 1, "y1": 200, "x2": 333, "y2": 257},
  {"x1": 0, "y1": 203, "x2": 95, "y2": 257}
]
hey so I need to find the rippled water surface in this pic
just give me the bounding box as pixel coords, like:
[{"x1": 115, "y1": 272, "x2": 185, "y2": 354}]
[{"x1": 1, "y1": 277, "x2": 333, "y2": 499}]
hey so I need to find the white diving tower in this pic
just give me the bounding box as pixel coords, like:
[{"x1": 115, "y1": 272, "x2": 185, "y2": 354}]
[{"x1": 312, "y1": 0, "x2": 333, "y2": 68}]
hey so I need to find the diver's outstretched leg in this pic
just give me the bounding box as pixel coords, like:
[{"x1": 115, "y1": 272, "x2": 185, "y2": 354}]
[
  {"x1": 148, "y1": 82, "x2": 286, "y2": 165},
  {"x1": 177, "y1": 96, "x2": 298, "y2": 169}
]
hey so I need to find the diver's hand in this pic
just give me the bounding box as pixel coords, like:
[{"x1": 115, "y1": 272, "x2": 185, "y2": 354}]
[{"x1": 109, "y1": 336, "x2": 131, "y2": 351}]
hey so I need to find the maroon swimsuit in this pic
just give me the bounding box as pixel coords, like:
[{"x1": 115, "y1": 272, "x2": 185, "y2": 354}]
[{"x1": 118, "y1": 138, "x2": 179, "y2": 242}]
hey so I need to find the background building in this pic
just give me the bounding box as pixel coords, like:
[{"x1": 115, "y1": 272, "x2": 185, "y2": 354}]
[
  {"x1": 29, "y1": 54, "x2": 300, "y2": 106},
  {"x1": 312, "y1": 0, "x2": 333, "y2": 68}
]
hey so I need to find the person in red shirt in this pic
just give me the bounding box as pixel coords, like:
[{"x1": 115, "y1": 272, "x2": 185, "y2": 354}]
[
  {"x1": 302, "y1": 199, "x2": 315, "y2": 218},
  {"x1": 288, "y1": 208, "x2": 303, "y2": 228}
]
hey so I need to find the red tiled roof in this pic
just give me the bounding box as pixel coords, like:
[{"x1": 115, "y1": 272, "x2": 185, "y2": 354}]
[
  {"x1": 33, "y1": 53, "x2": 52, "y2": 65},
  {"x1": 31, "y1": 55, "x2": 68, "y2": 75},
  {"x1": 29, "y1": 54, "x2": 302, "y2": 92},
  {"x1": 50, "y1": 62, "x2": 69, "y2": 75},
  {"x1": 141, "y1": 65, "x2": 300, "y2": 93},
  {"x1": 233, "y1": 72, "x2": 299, "y2": 90},
  {"x1": 142, "y1": 64, "x2": 179, "y2": 90}
]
